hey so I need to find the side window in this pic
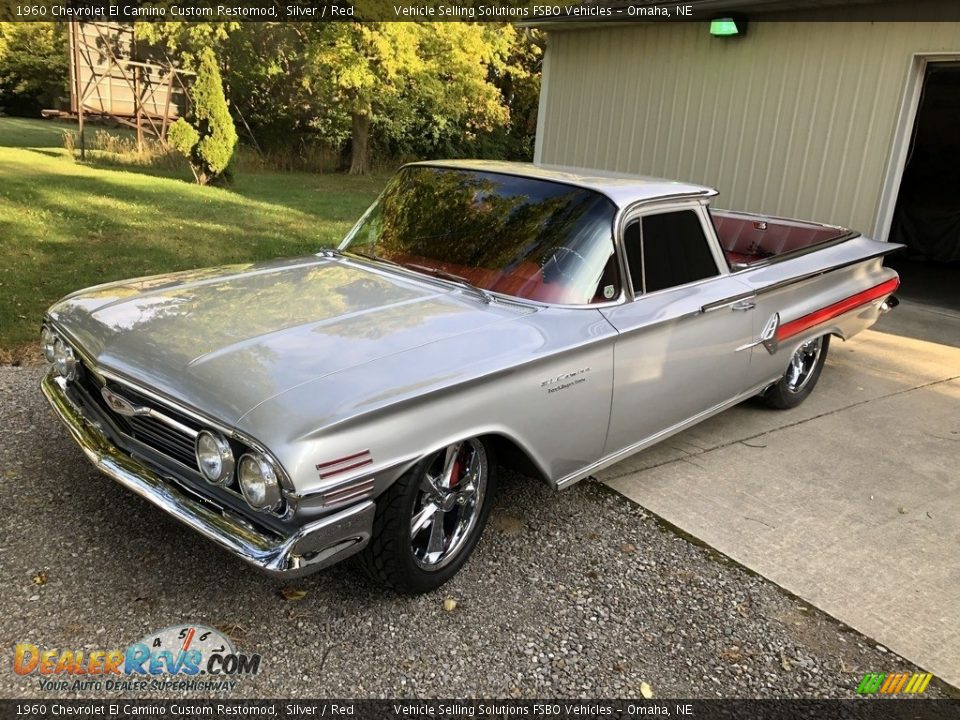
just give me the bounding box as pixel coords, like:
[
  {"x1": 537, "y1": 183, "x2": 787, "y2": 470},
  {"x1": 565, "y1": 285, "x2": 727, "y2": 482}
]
[{"x1": 641, "y1": 210, "x2": 719, "y2": 292}]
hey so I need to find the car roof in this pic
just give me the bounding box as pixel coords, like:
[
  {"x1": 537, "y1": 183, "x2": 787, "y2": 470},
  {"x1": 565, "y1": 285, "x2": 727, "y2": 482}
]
[{"x1": 404, "y1": 159, "x2": 717, "y2": 209}]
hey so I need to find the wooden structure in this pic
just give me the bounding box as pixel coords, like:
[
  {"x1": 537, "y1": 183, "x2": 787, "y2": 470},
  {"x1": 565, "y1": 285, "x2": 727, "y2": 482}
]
[{"x1": 63, "y1": 22, "x2": 193, "y2": 159}]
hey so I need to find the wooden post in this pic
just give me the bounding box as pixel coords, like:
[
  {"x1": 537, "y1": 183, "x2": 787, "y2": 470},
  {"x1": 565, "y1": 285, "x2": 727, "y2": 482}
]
[
  {"x1": 160, "y1": 69, "x2": 174, "y2": 142},
  {"x1": 134, "y1": 64, "x2": 144, "y2": 155},
  {"x1": 70, "y1": 22, "x2": 85, "y2": 160}
]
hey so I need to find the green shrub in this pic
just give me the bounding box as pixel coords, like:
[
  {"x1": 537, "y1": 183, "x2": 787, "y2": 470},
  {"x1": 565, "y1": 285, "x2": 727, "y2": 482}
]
[
  {"x1": 167, "y1": 119, "x2": 199, "y2": 157},
  {"x1": 167, "y1": 48, "x2": 237, "y2": 185}
]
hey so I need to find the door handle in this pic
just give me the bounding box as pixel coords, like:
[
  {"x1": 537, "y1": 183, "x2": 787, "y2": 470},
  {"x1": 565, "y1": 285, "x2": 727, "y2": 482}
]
[{"x1": 700, "y1": 292, "x2": 757, "y2": 313}]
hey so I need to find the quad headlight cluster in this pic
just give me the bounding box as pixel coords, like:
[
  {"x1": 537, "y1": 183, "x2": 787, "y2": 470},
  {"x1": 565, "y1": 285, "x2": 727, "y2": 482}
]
[
  {"x1": 40, "y1": 325, "x2": 77, "y2": 381},
  {"x1": 195, "y1": 430, "x2": 283, "y2": 513},
  {"x1": 42, "y1": 324, "x2": 285, "y2": 516}
]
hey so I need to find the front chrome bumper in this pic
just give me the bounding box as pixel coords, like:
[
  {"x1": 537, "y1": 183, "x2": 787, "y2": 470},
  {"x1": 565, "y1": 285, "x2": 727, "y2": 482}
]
[{"x1": 41, "y1": 373, "x2": 375, "y2": 578}]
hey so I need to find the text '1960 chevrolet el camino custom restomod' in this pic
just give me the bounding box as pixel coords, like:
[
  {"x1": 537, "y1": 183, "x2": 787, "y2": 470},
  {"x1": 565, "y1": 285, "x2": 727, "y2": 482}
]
[{"x1": 41, "y1": 161, "x2": 901, "y2": 592}]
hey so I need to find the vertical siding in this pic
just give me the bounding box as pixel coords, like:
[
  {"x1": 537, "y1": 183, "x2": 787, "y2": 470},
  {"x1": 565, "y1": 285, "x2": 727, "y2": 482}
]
[{"x1": 538, "y1": 18, "x2": 960, "y2": 234}]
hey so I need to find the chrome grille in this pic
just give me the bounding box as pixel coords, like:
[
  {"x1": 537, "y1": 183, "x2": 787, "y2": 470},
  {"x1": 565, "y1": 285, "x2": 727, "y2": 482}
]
[
  {"x1": 126, "y1": 415, "x2": 197, "y2": 468},
  {"x1": 74, "y1": 362, "x2": 200, "y2": 472}
]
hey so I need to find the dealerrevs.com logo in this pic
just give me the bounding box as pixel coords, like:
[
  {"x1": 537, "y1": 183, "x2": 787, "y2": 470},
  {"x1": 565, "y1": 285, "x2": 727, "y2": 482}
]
[
  {"x1": 13, "y1": 624, "x2": 262, "y2": 693},
  {"x1": 856, "y1": 671, "x2": 933, "y2": 695}
]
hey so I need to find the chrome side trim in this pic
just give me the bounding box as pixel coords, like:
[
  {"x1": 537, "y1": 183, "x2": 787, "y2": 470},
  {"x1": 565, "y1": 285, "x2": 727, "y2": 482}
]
[
  {"x1": 700, "y1": 291, "x2": 757, "y2": 314},
  {"x1": 42, "y1": 373, "x2": 374, "y2": 578},
  {"x1": 555, "y1": 376, "x2": 781, "y2": 490},
  {"x1": 735, "y1": 244, "x2": 903, "y2": 292}
]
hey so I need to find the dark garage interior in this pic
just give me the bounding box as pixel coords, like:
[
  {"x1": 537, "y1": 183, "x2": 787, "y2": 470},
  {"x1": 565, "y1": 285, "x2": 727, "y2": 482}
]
[{"x1": 888, "y1": 62, "x2": 960, "y2": 312}]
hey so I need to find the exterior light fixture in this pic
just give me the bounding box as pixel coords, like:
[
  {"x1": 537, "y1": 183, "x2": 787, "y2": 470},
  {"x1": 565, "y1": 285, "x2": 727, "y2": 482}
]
[{"x1": 710, "y1": 15, "x2": 748, "y2": 37}]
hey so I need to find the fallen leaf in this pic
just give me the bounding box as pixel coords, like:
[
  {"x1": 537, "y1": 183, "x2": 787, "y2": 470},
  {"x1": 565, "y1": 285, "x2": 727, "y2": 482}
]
[
  {"x1": 780, "y1": 652, "x2": 793, "y2": 671},
  {"x1": 215, "y1": 623, "x2": 247, "y2": 641},
  {"x1": 31, "y1": 572, "x2": 48, "y2": 586},
  {"x1": 640, "y1": 681, "x2": 654, "y2": 699},
  {"x1": 279, "y1": 587, "x2": 307, "y2": 602},
  {"x1": 491, "y1": 515, "x2": 524, "y2": 536},
  {"x1": 620, "y1": 543, "x2": 637, "y2": 555},
  {"x1": 586, "y1": 570, "x2": 599, "y2": 580},
  {"x1": 442, "y1": 598, "x2": 458, "y2": 612}
]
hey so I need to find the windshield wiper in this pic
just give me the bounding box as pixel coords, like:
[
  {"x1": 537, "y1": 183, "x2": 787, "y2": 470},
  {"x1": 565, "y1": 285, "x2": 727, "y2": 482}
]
[
  {"x1": 403, "y1": 263, "x2": 494, "y2": 304},
  {"x1": 344, "y1": 249, "x2": 403, "y2": 267}
]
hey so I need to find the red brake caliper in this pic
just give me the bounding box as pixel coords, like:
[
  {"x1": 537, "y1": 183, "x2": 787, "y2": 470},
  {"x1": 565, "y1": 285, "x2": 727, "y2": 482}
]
[{"x1": 449, "y1": 448, "x2": 464, "y2": 489}]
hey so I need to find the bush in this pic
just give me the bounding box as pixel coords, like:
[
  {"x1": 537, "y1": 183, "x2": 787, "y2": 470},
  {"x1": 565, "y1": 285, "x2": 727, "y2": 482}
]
[
  {"x1": 167, "y1": 119, "x2": 200, "y2": 158},
  {"x1": 167, "y1": 48, "x2": 237, "y2": 185}
]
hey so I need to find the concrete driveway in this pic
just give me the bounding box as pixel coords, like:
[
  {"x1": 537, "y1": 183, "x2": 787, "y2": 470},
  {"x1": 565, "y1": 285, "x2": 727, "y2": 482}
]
[{"x1": 600, "y1": 302, "x2": 960, "y2": 688}]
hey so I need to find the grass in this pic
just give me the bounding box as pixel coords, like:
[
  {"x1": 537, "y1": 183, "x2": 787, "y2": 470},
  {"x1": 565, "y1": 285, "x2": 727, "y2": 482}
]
[{"x1": 0, "y1": 117, "x2": 387, "y2": 362}]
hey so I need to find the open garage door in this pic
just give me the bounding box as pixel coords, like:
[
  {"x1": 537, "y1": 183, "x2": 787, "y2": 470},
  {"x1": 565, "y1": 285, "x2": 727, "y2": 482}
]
[{"x1": 888, "y1": 63, "x2": 960, "y2": 310}]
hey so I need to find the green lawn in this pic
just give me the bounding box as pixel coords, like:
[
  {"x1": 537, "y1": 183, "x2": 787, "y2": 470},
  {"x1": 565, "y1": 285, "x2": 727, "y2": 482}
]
[{"x1": 0, "y1": 117, "x2": 387, "y2": 361}]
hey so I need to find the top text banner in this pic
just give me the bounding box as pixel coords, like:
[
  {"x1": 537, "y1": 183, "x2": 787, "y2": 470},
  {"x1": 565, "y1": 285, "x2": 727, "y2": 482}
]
[
  {"x1": 6, "y1": 0, "x2": 960, "y2": 22},
  {"x1": 1, "y1": 0, "x2": 709, "y2": 21}
]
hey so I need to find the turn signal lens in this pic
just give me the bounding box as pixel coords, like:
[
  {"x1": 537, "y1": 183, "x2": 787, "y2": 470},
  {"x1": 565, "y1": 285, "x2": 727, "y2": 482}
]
[
  {"x1": 52, "y1": 339, "x2": 77, "y2": 381},
  {"x1": 238, "y1": 454, "x2": 282, "y2": 512},
  {"x1": 41, "y1": 326, "x2": 56, "y2": 362}
]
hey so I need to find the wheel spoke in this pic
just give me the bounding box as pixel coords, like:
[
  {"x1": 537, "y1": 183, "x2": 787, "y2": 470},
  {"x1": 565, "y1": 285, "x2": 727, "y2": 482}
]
[
  {"x1": 421, "y1": 473, "x2": 443, "y2": 497},
  {"x1": 411, "y1": 502, "x2": 440, "y2": 538},
  {"x1": 453, "y1": 482, "x2": 477, "y2": 506},
  {"x1": 425, "y1": 510, "x2": 446, "y2": 559},
  {"x1": 439, "y1": 441, "x2": 463, "y2": 488}
]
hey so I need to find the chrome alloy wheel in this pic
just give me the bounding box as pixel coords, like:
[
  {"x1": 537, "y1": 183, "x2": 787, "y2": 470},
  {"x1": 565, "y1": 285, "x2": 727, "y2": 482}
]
[
  {"x1": 410, "y1": 439, "x2": 488, "y2": 571},
  {"x1": 785, "y1": 337, "x2": 824, "y2": 393}
]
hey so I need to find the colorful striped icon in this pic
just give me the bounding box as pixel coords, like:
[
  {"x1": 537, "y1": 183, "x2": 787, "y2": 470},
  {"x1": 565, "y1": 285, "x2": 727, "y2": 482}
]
[{"x1": 856, "y1": 672, "x2": 933, "y2": 695}]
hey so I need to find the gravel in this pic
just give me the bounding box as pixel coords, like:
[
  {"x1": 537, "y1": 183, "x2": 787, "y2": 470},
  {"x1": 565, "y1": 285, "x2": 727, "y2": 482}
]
[{"x1": 0, "y1": 365, "x2": 946, "y2": 699}]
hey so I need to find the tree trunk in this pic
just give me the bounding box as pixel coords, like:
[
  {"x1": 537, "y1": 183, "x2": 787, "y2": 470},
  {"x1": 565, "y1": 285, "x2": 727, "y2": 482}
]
[{"x1": 349, "y1": 111, "x2": 370, "y2": 175}]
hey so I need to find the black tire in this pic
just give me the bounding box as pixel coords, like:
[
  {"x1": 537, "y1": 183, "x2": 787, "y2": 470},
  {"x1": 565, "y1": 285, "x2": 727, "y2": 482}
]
[
  {"x1": 760, "y1": 335, "x2": 830, "y2": 410},
  {"x1": 359, "y1": 438, "x2": 497, "y2": 594}
]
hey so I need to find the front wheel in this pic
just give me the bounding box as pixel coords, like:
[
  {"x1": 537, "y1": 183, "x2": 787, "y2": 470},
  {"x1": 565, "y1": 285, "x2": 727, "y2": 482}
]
[
  {"x1": 759, "y1": 335, "x2": 830, "y2": 410},
  {"x1": 359, "y1": 438, "x2": 497, "y2": 593}
]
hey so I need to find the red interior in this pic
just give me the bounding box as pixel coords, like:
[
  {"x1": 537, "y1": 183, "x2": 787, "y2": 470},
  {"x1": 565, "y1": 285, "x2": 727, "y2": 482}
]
[
  {"x1": 712, "y1": 212, "x2": 842, "y2": 268},
  {"x1": 390, "y1": 254, "x2": 575, "y2": 304}
]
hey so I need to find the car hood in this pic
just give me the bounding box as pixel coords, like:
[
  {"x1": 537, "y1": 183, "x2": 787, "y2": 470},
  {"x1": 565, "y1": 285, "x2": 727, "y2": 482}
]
[{"x1": 48, "y1": 255, "x2": 532, "y2": 423}]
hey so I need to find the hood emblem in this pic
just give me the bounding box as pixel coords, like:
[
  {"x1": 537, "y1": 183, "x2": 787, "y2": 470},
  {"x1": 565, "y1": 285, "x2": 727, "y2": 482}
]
[{"x1": 101, "y1": 387, "x2": 150, "y2": 417}]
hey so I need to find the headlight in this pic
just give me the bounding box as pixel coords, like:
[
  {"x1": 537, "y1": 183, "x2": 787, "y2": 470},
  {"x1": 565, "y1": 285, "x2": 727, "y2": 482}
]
[
  {"x1": 52, "y1": 338, "x2": 77, "y2": 380},
  {"x1": 195, "y1": 431, "x2": 235, "y2": 486},
  {"x1": 238, "y1": 453, "x2": 282, "y2": 512},
  {"x1": 40, "y1": 326, "x2": 57, "y2": 362}
]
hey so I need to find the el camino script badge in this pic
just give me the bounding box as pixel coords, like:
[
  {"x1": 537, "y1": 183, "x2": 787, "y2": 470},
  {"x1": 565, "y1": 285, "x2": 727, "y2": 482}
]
[
  {"x1": 541, "y1": 367, "x2": 590, "y2": 394},
  {"x1": 101, "y1": 387, "x2": 150, "y2": 417}
]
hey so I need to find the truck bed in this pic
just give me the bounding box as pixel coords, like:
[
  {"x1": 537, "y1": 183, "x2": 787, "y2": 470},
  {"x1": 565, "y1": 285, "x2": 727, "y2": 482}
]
[{"x1": 711, "y1": 210, "x2": 857, "y2": 270}]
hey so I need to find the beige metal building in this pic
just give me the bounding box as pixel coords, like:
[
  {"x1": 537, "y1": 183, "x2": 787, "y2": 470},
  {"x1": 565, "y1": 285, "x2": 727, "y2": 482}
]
[{"x1": 532, "y1": 1, "x2": 960, "y2": 296}]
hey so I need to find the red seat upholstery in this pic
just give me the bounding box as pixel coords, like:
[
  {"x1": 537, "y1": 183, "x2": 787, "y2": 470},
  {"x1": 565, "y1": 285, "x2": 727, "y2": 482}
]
[{"x1": 713, "y1": 213, "x2": 840, "y2": 268}]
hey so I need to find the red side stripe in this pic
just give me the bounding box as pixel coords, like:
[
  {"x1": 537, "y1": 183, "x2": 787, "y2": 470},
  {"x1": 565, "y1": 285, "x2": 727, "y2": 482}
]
[
  {"x1": 315, "y1": 450, "x2": 370, "y2": 470},
  {"x1": 318, "y1": 458, "x2": 373, "y2": 479},
  {"x1": 776, "y1": 277, "x2": 900, "y2": 342}
]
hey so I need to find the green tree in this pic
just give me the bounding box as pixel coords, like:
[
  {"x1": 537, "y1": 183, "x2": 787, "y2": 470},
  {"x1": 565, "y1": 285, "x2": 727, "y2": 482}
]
[
  {"x1": 135, "y1": 22, "x2": 538, "y2": 172},
  {"x1": 310, "y1": 23, "x2": 511, "y2": 174},
  {"x1": 0, "y1": 23, "x2": 67, "y2": 117},
  {"x1": 167, "y1": 47, "x2": 238, "y2": 185}
]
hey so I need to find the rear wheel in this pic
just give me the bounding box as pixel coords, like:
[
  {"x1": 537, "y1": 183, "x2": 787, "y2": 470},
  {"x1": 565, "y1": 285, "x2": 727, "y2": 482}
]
[
  {"x1": 760, "y1": 335, "x2": 830, "y2": 409},
  {"x1": 359, "y1": 438, "x2": 496, "y2": 594}
]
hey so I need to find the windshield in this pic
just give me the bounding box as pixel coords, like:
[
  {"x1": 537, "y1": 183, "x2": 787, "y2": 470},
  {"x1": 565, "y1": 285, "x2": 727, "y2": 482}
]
[{"x1": 339, "y1": 166, "x2": 620, "y2": 305}]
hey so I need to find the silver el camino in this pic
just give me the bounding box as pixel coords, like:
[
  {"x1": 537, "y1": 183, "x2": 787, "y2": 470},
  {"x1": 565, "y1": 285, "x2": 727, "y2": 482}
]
[{"x1": 41, "y1": 161, "x2": 901, "y2": 592}]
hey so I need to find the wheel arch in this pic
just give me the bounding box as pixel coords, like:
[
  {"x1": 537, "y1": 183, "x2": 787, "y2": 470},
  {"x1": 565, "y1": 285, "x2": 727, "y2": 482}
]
[{"x1": 480, "y1": 432, "x2": 552, "y2": 486}]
